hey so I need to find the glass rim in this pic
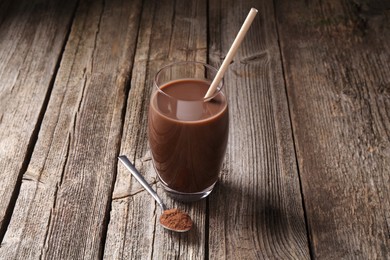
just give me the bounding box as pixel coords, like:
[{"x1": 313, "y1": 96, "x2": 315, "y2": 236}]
[{"x1": 153, "y1": 61, "x2": 224, "y2": 102}]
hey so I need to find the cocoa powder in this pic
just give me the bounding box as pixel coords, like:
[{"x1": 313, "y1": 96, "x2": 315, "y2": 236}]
[{"x1": 159, "y1": 208, "x2": 193, "y2": 231}]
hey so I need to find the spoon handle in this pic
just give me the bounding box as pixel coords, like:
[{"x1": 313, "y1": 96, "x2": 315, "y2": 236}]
[{"x1": 118, "y1": 155, "x2": 167, "y2": 211}]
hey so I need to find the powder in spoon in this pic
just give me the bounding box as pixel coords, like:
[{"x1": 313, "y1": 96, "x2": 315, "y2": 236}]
[{"x1": 159, "y1": 208, "x2": 193, "y2": 231}]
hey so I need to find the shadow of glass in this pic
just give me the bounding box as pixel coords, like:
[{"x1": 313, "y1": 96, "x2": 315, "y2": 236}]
[{"x1": 207, "y1": 180, "x2": 308, "y2": 258}]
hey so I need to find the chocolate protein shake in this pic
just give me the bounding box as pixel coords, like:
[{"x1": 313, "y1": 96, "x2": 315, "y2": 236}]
[{"x1": 148, "y1": 78, "x2": 229, "y2": 197}]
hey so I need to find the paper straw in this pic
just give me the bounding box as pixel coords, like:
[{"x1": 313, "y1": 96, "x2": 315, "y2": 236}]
[{"x1": 204, "y1": 8, "x2": 258, "y2": 99}]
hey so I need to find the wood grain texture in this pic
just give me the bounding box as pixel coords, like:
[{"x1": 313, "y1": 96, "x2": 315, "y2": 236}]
[
  {"x1": 0, "y1": 0, "x2": 77, "y2": 240},
  {"x1": 0, "y1": 0, "x2": 142, "y2": 258},
  {"x1": 207, "y1": 0, "x2": 310, "y2": 259},
  {"x1": 276, "y1": 0, "x2": 390, "y2": 258},
  {"x1": 104, "y1": 0, "x2": 208, "y2": 259},
  {"x1": 2, "y1": 0, "x2": 387, "y2": 258}
]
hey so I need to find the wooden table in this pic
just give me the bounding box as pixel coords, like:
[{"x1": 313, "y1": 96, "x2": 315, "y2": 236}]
[{"x1": 0, "y1": 0, "x2": 389, "y2": 259}]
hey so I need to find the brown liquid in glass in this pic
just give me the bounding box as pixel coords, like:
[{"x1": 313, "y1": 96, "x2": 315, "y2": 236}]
[{"x1": 148, "y1": 79, "x2": 229, "y2": 193}]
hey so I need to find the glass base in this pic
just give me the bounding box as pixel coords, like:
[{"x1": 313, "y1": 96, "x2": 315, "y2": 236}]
[{"x1": 159, "y1": 180, "x2": 217, "y2": 202}]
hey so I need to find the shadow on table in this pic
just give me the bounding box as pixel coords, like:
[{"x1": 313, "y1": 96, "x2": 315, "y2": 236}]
[{"x1": 209, "y1": 180, "x2": 307, "y2": 247}]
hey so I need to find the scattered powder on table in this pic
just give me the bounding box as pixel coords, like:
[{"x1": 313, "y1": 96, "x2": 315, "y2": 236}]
[{"x1": 159, "y1": 208, "x2": 193, "y2": 231}]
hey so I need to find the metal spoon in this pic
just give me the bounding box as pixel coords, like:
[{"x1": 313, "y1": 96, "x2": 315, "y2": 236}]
[{"x1": 118, "y1": 155, "x2": 193, "y2": 232}]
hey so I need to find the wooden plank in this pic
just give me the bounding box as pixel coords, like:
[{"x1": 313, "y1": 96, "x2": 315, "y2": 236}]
[
  {"x1": 103, "y1": 0, "x2": 208, "y2": 258},
  {"x1": 276, "y1": 0, "x2": 390, "y2": 258},
  {"x1": 208, "y1": 0, "x2": 310, "y2": 259},
  {"x1": 0, "y1": 0, "x2": 77, "y2": 240},
  {"x1": 0, "y1": 0, "x2": 142, "y2": 259}
]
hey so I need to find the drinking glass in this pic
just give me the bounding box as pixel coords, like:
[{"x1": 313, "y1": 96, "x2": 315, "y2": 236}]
[{"x1": 148, "y1": 61, "x2": 229, "y2": 201}]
